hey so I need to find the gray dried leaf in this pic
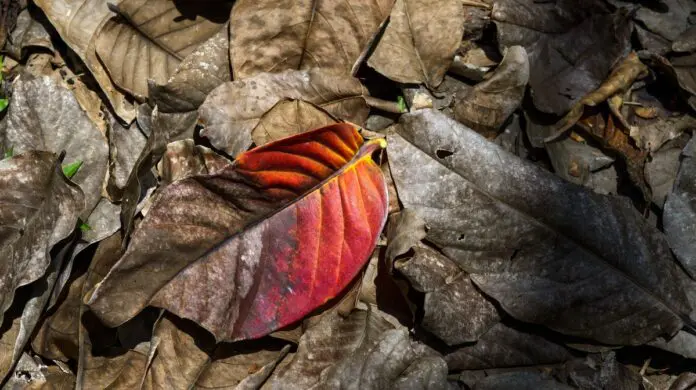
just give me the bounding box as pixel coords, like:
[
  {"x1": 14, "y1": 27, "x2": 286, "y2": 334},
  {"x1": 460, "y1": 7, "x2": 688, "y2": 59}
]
[
  {"x1": 156, "y1": 139, "x2": 231, "y2": 185},
  {"x1": 95, "y1": 0, "x2": 232, "y2": 99},
  {"x1": 199, "y1": 69, "x2": 368, "y2": 156},
  {"x1": 150, "y1": 25, "x2": 231, "y2": 113},
  {"x1": 107, "y1": 116, "x2": 148, "y2": 201},
  {"x1": 387, "y1": 109, "x2": 691, "y2": 345},
  {"x1": 555, "y1": 352, "x2": 642, "y2": 390},
  {"x1": 0, "y1": 74, "x2": 109, "y2": 218},
  {"x1": 6, "y1": 9, "x2": 53, "y2": 59},
  {"x1": 4, "y1": 353, "x2": 75, "y2": 389},
  {"x1": 664, "y1": 138, "x2": 696, "y2": 278},
  {"x1": 252, "y1": 100, "x2": 337, "y2": 146},
  {"x1": 453, "y1": 46, "x2": 529, "y2": 137},
  {"x1": 33, "y1": 0, "x2": 136, "y2": 121},
  {"x1": 445, "y1": 322, "x2": 574, "y2": 371},
  {"x1": 671, "y1": 52, "x2": 696, "y2": 106},
  {"x1": 0, "y1": 151, "x2": 83, "y2": 328},
  {"x1": 646, "y1": 141, "x2": 684, "y2": 207},
  {"x1": 229, "y1": 0, "x2": 393, "y2": 79},
  {"x1": 473, "y1": 371, "x2": 574, "y2": 390},
  {"x1": 385, "y1": 209, "x2": 427, "y2": 266},
  {"x1": 609, "y1": 0, "x2": 696, "y2": 43},
  {"x1": 673, "y1": 26, "x2": 696, "y2": 53},
  {"x1": 367, "y1": 0, "x2": 464, "y2": 87},
  {"x1": 492, "y1": 1, "x2": 632, "y2": 114}
]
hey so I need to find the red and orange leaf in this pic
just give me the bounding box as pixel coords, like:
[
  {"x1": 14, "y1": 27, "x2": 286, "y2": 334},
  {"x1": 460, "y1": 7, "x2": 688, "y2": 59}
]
[{"x1": 88, "y1": 124, "x2": 388, "y2": 341}]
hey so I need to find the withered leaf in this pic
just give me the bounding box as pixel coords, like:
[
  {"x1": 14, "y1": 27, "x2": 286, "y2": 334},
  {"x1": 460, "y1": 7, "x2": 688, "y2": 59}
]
[
  {"x1": 387, "y1": 109, "x2": 691, "y2": 345},
  {"x1": 252, "y1": 99, "x2": 337, "y2": 146},
  {"x1": 199, "y1": 69, "x2": 369, "y2": 156},
  {"x1": 230, "y1": 0, "x2": 393, "y2": 79},
  {"x1": 156, "y1": 139, "x2": 231, "y2": 185},
  {"x1": 89, "y1": 125, "x2": 388, "y2": 342},
  {"x1": 609, "y1": 0, "x2": 696, "y2": 43},
  {"x1": 95, "y1": 0, "x2": 232, "y2": 99},
  {"x1": 645, "y1": 139, "x2": 684, "y2": 207},
  {"x1": 473, "y1": 371, "x2": 574, "y2": 390},
  {"x1": 664, "y1": 138, "x2": 696, "y2": 278},
  {"x1": 6, "y1": 8, "x2": 53, "y2": 60},
  {"x1": 366, "y1": 0, "x2": 464, "y2": 87},
  {"x1": 492, "y1": 0, "x2": 632, "y2": 114},
  {"x1": 453, "y1": 46, "x2": 529, "y2": 137},
  {"x1": 0, "y1": 152, "x2": 83, "y2": 328},
  {"x1": 33, "y1": 0, "x2": 135, "y2": 121},
  {"x1": 149, "y1": 26, "x2": 231, "y2": 113},
  {"x1": 107, "y1": 115, "x2": 147, "y2": 201},
  {"x1": 0, "y1": 74, "x2": 109, "y2": 218}
]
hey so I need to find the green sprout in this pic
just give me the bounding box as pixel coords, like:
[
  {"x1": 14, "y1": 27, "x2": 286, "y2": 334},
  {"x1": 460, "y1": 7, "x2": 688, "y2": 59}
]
[
  {"x1": 79, "y1": 222, "x2": 92, "y2": 232},
  {"x1": 0, "y1": 56, "x2": 7, "y2": 112},
  {"x1": 3, "y1": 146, "x2": 13, "y2": 159},
  {"x1": 62, "y1": 160, "x2": 83, "y2": 179},
  {"x1": 397, "y1": 96, "x2": 407, "y2": 113}
]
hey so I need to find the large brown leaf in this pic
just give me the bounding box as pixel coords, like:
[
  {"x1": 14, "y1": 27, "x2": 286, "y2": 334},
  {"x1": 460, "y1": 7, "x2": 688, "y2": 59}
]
[
  {"x1": 229, "y1": 0, "x2": 393, "y2": 79},
  {"x1": 367, "y1": 0, "x2": 464, "y2": 87},
  {"x1": 89, "y1": 124, "x2": 388, "y2": 342},
  {"x1": 95, "y1": 0, "x2": 232, "y2": 99},
  {"x1": 252, "y1": 100, "x2": 338, "y2": 146},
  {"x1": 387, "y1": 109, "x2": 691, "y2": 345},
  {"x1": 198, "y1": 68, "x2": 369, "y2": 156}
]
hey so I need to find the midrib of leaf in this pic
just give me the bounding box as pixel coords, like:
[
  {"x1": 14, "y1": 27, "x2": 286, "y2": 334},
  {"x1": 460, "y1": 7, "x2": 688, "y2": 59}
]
[
  {"x1": 394, "y1": 131, "x2": 691, "y2": 326},
  {"x1": 401, "y1": 0, "x2": 430, "y2": 84}
]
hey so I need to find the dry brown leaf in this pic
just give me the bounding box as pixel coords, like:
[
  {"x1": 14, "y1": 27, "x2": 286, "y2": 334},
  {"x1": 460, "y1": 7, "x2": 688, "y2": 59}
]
[
  {"x1": 156, "y1": 139, "x2": 231, "y2": 184},
  {"x1": 251, "y1": 99, "x2": 338, "y2": 146},
  {"x1": 367, "y1": 0, "x2": 464, "y2": 87},
  {"x1": 230, "y1": 0, "x2": 393, "y2": 79}
]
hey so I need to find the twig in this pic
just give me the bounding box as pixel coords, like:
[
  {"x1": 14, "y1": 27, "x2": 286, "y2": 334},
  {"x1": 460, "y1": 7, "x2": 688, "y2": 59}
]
[{"x1": 364, "y1": 96, "x2": 405, "y2": 114}]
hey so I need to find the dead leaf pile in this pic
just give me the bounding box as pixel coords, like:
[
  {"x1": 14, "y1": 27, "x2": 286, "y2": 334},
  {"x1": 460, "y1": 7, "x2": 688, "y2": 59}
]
[{"x1": 1, "y1": 1, "x2": 696, "y2": 389}]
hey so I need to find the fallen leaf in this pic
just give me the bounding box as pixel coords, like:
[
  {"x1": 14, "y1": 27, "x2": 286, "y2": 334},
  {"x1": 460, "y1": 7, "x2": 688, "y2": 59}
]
[
  {"x1": 149, "y1": 25, "x2": 231, "y2": 113},
  {"x1": 387, "y1": 109, "x2": 691, "y2": 345},
  {"x1": 6, "y1": 8, "x2": 53, "y2": 60},
  {"x1": 95, "y1": 0, "x2": 232, "y2": 99},
  {"x1": 671, "y1": 52, "x2": 696, "y2": 107},
  {"x1": 646, "y1": 137, "x2": 688, "y2": 207},
  {"x1": 366, "y1": 0, "x2": 464, "y2": 87},
  {"x1": 4, "y1": 353, "x2": 75, "y2": 390},
  {"x1": 609, "y1": 0, "x2": 696, "y2": 43},
  {"x1": 453, "y1": 45, "x2": 529, "y2": 137},
  {"x1": 555, "y1": 352, "x2": 643, "y2": 389},
  {"x1": 229, "y1": 0, "x2": 393, "y2": 79},
  {"x1": 492, "y1": 1, "x2": 633, "y2": 114},
  {"x1": 445, "y1": 322, "x2": 574, "y2": 370},
  {"x1": 156, "y1": 139, "x2": 231, "y2": 184},
  {"x1": 664, "y1": 138, "x2": 696, "y2": 278},
  {"x1": 0, "y1": 151, "x2": 83, "y2": 328},
  {"x1": 673, "y1": 26, "x2": 696, "y2": 53},
  {"x1": 106, "y1": 115, "x2": 147, "y2": 201},
  {"x1": 89, "y1": 124, "x2": 388, "y2": 342},
  {"x1": 198, "y1": 68, "x2": 369, "y2": 156},
  {"x1": 0, "y1": 74, "x2": 108, "y2": 218},
  {"x1": 252, "y1": 99, "x2": 338, "y2": 146},
  {"x1": 33, "y1": 0, "x2": 136, "y2": 121},
  {"x1": 472, "y1": 371, "x2": 574, "y2": 390}
]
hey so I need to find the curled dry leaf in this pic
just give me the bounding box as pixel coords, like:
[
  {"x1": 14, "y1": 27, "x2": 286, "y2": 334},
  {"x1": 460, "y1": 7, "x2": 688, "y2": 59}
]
[
  {"x1": 252, "y1": 99, "x2": 338, "y2": 146},
  {"x1": 453, "y1": 45, "x2": 529, "y2": 137},
  {"x1": 492, "y1": 0, "x2": 632, "y2": 114},
  {"x1": 664, "y1": 138, "x2": 696, "y2": 278},
  {"x1": 199, "y1": 68, "x2": 369, "y2": 156},
  {"x1": 95, "y1": 0, "x2": 232, "y2": 99},
  {"x1": 89, "y1": 124, "x2": 388, "y2": 342},
  {"x1": 157, "y1": 139, "x2": 231, "y2": 184},
  {"x1": 33, "y1": 0, "x2": 135, "y2": 121},
  {"x1": 0, "y1": 151, "x2": 83, "y2": 328},
  {"x1": 0, "y1": 74, "x2": 109, "y2": 218},
  {"x1": 366, "y1": 0, "x2": 464, "y2": 87},
  {"x1": 229, "y1": 0, "x2": 393, "y2": 79},
  {"x1": 387, "y1": 109, "x2": 691, "y2": 345}
]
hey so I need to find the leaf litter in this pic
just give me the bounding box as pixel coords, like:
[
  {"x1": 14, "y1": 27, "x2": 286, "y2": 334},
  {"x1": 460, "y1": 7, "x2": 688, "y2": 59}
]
[{"x1": 1, "y1": 0, "x2": 696, "y2": 389}]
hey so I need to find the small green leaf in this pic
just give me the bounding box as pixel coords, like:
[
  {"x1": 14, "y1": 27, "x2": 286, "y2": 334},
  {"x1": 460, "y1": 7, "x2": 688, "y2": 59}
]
[
  {"x1": 0, "y1": 98, "x2": 8, "y2": 112},
  {"x1": 79, "y1": 222, "x2": 92, "y2": 232},
  {"x1": 62, "y1": 160, "x2": 83, "y2": 179},
  {"x1": 397, "y1": 96, "x2": 407, "y2": 113},
  {"x1": 3, "y1": 146, "x2": 13, "y2": 159}
]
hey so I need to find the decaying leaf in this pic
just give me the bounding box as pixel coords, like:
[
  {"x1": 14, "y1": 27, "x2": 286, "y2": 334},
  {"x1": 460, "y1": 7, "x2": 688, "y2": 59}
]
[
  {"x1": 492, "y1": 0, "x2": 633, "y2": 114},
  {"x1": 89, "y1": 124, "x2": 388, "y2": 342},
  {"x1": 645, "y1": 138, "x2": 686, "y2": 207},
  {"x1": 156, "y1": 139, "x2": 231, "y2": 184},
  {"x1": 472, "y1": 371, "x2": 574, "y2": 390},
  {"x1": 4, "y1": 353, "x2": 75, "y2": 390},
  {"x1": 0, "y1": 151, "x2": 83, "y2": 328},
  {"x1": 387, "y1": 109, "x2": 691, "y2": 345},
  {"x1": 0, "y1": 73, "x2": 109, "y2": 218},
  {"x1": 6, "y1": 8, "x2": 53, "y2": 60},
  {"x1": 366, "y1": 0, "x2": 464, "y2": 87},
  {"x1": 199, "y1": 68, "x2": 369, "y2": 156},
  {"x1": 252, "y1": 100, "x2": 338, "y2": 146},
  {"x1": 453, "y1": 45, "x2": 529, "y2": 137},
  {"x1": 664, "y1": 138, "x2": 696, "y2": 278},
  {"x1": 95, "y1": 0, "x2": 232, "y2": 99},
  {"x1": 229, "y1": 0, "x2": 393, "y2": 79},
  {"x1": 33, "y1": 0, "x2": 135, "y2": 121},
  {"x1": 106, "y1": 116, "x2": 147, "y2": 201}
]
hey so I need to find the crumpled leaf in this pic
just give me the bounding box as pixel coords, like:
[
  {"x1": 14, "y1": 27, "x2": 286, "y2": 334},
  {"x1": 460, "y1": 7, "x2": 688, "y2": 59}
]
[
  {"x1": 453, "y1": 45, "x2": 529, "y2": 137},
  {"x1": 4, "y1": 353, "x2": 75, "y2": 390},
  {"x1": 33, "y1": 0, "x2": 135, "y2": 121},
  {"x1": 664, "y1": 138, "x2": 696, "y2": 278},
  {"x1": 445, "y1": 322, "x2": 574, "y2": 370},
  {"x1": 6, "y1": 8, "x2": 53, "y2": 60},
  {"x1": 89, "y1": 124, "x2": 388, "y2": 342},
  {"x1": 156, "y1": 139, "x2": 231, "y2": 184},
  {"x1": 199, "y1": 68, "x2": 369, "y2": 156},
  {"x1": 646, "y1": 138, "x2": 687, "y2": 207},
  {"x1": 252, "y1": 100, "x2": 337, "y2": 146},
  {"x1": 0, "y1": 151, "x2": 83, "y2": 328},
  {"x1": 0, "y1": 74, "x2": 109, "y2": 218},
  {"x1": 141, "y1": 314, "x2": 289, "y2": 389},
  {"x1": 366, "y1": 0, "x2": 463, "y2": 87},
  {"x1": 387, "y1": 109, "x2": 691, "y2": 345},
  {"x1": 555, "y1": 352, "x2": 643, "y2": 389},
  {"x1": 609, "y1": 0, "x2": 696, "y2": 44},
  {"x1": 95, "y1": 0, "x2": 232, "y2": 99},
  {"x1": 491, "y1": 0, "x2": 632, "y2": 114},
  {"x1": 149, "y1": 25, "x2": 231, "y2": 113},
  {"x1": 106, "y1": 115, "x2": 147, "y2": 201},
  {"x1": 229, "y1": 0, "x2": 393, "y2": 79}
]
